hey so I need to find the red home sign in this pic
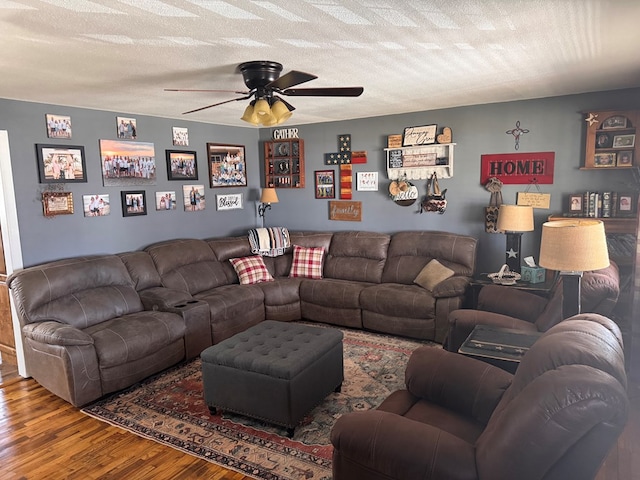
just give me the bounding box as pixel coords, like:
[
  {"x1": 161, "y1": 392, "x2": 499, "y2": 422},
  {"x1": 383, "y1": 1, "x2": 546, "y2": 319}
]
[{"x1": 480, "y1": 152, "x2": 555, "y2": 184}]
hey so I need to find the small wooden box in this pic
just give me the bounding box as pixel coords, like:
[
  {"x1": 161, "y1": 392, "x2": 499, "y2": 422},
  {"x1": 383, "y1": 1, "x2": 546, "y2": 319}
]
[{"x1": 387, "y1": 134, "x2": 402, "y2": 148}]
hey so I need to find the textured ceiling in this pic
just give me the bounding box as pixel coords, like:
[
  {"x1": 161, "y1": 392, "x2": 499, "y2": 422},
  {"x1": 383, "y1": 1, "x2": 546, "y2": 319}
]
[{"x1": 2, "y1": 0, "x2": 640, "y2": 127}]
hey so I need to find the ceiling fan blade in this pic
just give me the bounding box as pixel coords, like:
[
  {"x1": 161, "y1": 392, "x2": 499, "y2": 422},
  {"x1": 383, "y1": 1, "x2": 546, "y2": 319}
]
[
  {"x1": 275, "y1": 96, "x2": 296, "y2": 112},
  {"x1": 182, "y1": 95, "x2": 251, "y2": 115},
  {"x1": 282, "y1": 87, "x2": 364, "y2": 97},
  {"x1": 165, "y1": 88, "x2": 249, "y2": 95},
  {"x1": 267, "y1": 70, "x2": 317, "y2": 91}
]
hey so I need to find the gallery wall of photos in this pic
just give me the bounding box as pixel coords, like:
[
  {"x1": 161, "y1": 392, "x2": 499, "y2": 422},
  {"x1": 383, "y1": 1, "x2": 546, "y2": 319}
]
[{"x1": 39, "y1": 114, "x2": 245, "y2": 218}]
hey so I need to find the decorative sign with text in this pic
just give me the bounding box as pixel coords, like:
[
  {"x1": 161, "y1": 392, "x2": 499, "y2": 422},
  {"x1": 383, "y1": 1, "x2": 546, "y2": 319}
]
[
  {"x1": 480, "y1": 152, "x2": 555, "y2": 184},
  {"x1": 329, "y1": 201, "x2": 362, "y2": 221},
  {"x1": 216, "y1": 193, "x2": 243, "y2": 211}
]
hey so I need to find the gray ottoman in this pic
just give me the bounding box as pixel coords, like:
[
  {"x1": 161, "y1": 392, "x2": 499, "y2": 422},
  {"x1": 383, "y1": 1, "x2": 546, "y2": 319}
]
[{"x1": 201, "y1": 320, "x2": 344, "y2": 437}]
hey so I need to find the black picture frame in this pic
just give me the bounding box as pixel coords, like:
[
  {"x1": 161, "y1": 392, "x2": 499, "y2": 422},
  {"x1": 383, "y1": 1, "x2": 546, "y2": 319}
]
[
  {"x1": 166, "y1": 150, "x2": 198, "y2": 180},
  {"x1": 617, "y1": 193, "x2": 636, "y2": 217},
  {"x1": 569, "y1": 194, "x2": 583, "y2": 213},
  {"x1": 121, "y1": 190, "x2": 147, "y2": 217},
  {"x1": 36, "y1": 144, "x2": 87, "y2": 183},
  {"x1": 595, "y1": 132, "x2": 612, "y2": 149}
]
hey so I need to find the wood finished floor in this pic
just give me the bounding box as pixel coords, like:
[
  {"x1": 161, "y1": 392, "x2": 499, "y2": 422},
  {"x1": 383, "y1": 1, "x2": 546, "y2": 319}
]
[{"x1": 0, "y1": 360, "x2": 638, "y2": 480}]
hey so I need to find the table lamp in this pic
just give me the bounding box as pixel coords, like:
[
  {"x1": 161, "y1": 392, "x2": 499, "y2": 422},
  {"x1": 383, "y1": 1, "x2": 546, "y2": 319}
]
[
  {"x1": 258, "y1": 188, "x2": 279, "y2": 224},
  {"x1": 539, "y1": 219, "x2": 609, "y2": 319},
  {"x1": 497, "y1": 204, "x2": 534, "y2": 273}
]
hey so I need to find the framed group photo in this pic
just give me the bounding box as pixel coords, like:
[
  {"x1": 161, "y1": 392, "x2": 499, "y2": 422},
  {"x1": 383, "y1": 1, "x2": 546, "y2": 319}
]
[
  {"x1": 45, "y1": 114, "x2": 72, "y2": 139},
  {"x1": 172, "y1": 126, "x2": 189, "y2": 146},
  {"x1": 99, "y1": 139, "x2": 156, "y2": 186},
  {"x1": 613, "y1": 134, "x2": 635, "y2": 148},
  {"x1": 121, "y1": 190, "x2": 147, "y2": 217},
  {"x1": 207, "y1": 143, "x2": 247, "y2": 187},
  {"x1": 166, "y1": 150, "x2": 198, "y2": 180},
  {"x1": 155, "y1": 191, "x2": 177, "y2": 211},
  {"x1": 36, "y1": 144, "x2": 87, "y2": 183},
  {"x1": 82, "y1": 194, "x2": 110, "y2": 217},
  {"x1": 116, "y1": 116, "x2": 137, "y2": 139}
]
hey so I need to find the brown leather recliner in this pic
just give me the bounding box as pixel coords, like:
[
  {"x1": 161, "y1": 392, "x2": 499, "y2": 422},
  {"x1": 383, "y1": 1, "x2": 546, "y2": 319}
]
[
  {"x1": 330, "y1": 313, "x2": 628, "y2": 480},
  {"x1": 444, "y1": 261, "x2": 620, "y2": 353}
]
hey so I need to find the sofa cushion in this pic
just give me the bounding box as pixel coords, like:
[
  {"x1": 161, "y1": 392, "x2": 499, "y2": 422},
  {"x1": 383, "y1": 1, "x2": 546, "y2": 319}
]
[
  {"x1": 324, "y1": 231, "x2": 390, "y2": 283},
  {"x1": 289, "y1": 245, "x2": 325, "y2": 279},
  {"x1": 360, "y1": 284, "x2": 436, "y2": 319},
  {"x1": 84, "y1": 311, "x2": 185, "y2": 368},
  {"x1": 230, "y1": 255, "x2": 274, "y2": 285},
  {"x1": 414, "y1": 259, "x2": 454, "y2": 291}
]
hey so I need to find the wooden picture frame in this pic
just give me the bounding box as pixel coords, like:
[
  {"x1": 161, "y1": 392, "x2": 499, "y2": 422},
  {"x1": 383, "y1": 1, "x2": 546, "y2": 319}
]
[
  {"x1": 36, "y1": 144, "x2": 87, "y2": 183},
  {"x1": 593, "y1": 152, "x2": 616, "y2": 167},
  {"x1": 601, "y1": 115, "x2": 628, "y2": 129},
  {"x1": 166, "y1": 150, "x2": 198, "y2": 180},
  {"x1": 42, "y1": 191, "x2": 74, "y2": 217},
  {"x1": 612, "y1": 134, "x2": 635, "y2": 148},
  {"x1": 121, "y1": 190, "x2": 147, "y2": 217},
  {"x1": 45, "y1": 114, "x2": 72, "y2": 139},
  {"x1": 207, "y1": 143, "x2": 247, "y2": 187},
  {"x1": 315, "y1": 170, "x2": 335, "y2": 199},
  {"x1": 617, "y1": 150, "x2": 634, "y2": 167},
  {"x1": 402, "y1": 124, "x2": 437, "y2": 146}
]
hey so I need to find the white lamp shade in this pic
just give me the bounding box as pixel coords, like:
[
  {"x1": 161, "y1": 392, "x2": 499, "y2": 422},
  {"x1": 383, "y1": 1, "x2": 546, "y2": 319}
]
[
  {"x1": 497, "y1": 204, "x2": 534, "y2": 232},
  {"x1": 539, "y1": 219, "x2": 609, "y2": 272},
  {"x1": 260, "y1": 188, "x2": 279, "y2": 204}
]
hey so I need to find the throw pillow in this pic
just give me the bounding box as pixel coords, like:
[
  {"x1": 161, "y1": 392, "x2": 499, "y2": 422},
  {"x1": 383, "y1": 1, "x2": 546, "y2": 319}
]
[
  {"x1": 289, "y1": 245, "x2": 325, "y2": 279},
  {"x1": 414, "y1": 259, "x2": 455, "y2": 291},
  {"x1": 230, "y1": 255, "x2": 274, "y2": 285}
]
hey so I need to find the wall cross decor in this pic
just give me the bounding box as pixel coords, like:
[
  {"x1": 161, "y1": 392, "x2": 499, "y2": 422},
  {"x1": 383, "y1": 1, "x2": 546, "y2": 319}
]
[{"x1": 506, "y1": 120, "x2": 529, "y2": 150}]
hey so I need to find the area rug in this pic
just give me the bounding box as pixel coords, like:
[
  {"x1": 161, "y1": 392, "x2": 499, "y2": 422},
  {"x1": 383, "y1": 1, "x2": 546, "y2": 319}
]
[{"x1": 82, "y1": 327, "x2": 436, "y2": 480}]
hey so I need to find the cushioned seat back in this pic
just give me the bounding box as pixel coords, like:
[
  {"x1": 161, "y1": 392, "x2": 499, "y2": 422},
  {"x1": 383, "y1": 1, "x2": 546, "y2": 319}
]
[
  {"x1": 323, "y1": 231, "x2": 390, "y2": 283},
  {"x1": 476, "y1": 314, "x2": 628, "y2": 480},
  {"x1": 9, "y1": 255, "x2": 143, "y2": 329},
  {"x1": 146, "y1": 239, "x2": 228, "y2": 295},
  {"x1": 534, "y1": 262, "x2": 620, "y2": 331},
  {"x1": 206, "y1": 236, "x2": 264, "y2": 282},
  {"x1": 382, "y1": 231, "x2": 477, "y2": 284}
]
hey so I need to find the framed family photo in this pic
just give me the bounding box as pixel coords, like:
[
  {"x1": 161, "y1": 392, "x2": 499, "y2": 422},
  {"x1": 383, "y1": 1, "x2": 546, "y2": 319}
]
[
  {"x1": 82, "y1": 194, "x2": 110, "y2": 217},
  {"x1": 45, "y1": 114, "x2": 72, "y2": 139},
  {"x1": 36, "y1": 144, "x2": 87, "y2": 183},
  {"x1": 155, "y1": 191, "x2": 177, "y2": 211},
  {"x1": 617, "y1": 193, "x2": 636, "y2": 217},
  {"x1": 207, "y1": 143, "x2": 247, "y2": 187},
  {"x1": 172, "y1": 126, "x2": 189, "y2": 146},
  {"x1": 315, "y1": 170, "x2": 335, "y2": 199},
  {"x1": 166, "y1": 150, "x2": 198, "y2": 180},
  {"x1": 183, "y1": 184, "x2": 206, "y2": 211},
  {"x1": 121, "y1": 190, "x2": 147, "y2": 217},
  {"x1": 613, "y1": 134, "x2": 635, "y2": 148},
  {"x1": 116, "y1": 116, "x2": 137, "y2": 139},
  {"x1": 99, "y1": 139, "x2": 156, "y2": 186}
]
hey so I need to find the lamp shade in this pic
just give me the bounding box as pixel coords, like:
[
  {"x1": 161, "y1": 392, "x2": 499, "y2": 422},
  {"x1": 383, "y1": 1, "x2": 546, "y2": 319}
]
[
  {"x1": 539, "y1": 219, "x2": 609, "y2": 272},
  {"x1": 271, "y1": 99, "x2": 293, "y2": 124},
  {"x1": 254, "y1": 98, "x2": 271, "y2": 117},
  {"x1": 497, "y1": 205, "x2": 534, "y2": 232},
  {"x1": 240, "y1": 104, "x2": 259, "y2": 125},
  {"x1": 260, "y1": 188, "x2": 279, "y2": 204}
]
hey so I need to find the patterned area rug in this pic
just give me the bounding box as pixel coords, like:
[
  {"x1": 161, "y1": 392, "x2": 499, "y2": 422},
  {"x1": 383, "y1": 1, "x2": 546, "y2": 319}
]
[{"x1": 82, "y1": 326, "x2": 437, "y2": 480}]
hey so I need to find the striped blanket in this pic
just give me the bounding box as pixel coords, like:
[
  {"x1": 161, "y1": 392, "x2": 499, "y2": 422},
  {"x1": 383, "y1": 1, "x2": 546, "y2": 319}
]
[{"x1": 248, "y1": 227, "x2": 291, "y2": 257}]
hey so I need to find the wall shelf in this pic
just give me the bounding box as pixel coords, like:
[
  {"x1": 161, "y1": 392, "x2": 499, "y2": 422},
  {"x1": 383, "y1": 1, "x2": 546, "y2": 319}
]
[
  {"x1": 384, "y1": 143, "x2": 455, "y2": 180},
  {"x1": 263, "y1": 139, "x2": 305, "y2": 188}
]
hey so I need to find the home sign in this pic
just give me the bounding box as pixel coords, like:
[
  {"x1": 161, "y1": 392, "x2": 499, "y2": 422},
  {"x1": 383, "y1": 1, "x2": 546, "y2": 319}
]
[{"x1": 480, "y1": 152, "x2": 555, "y2": 184}]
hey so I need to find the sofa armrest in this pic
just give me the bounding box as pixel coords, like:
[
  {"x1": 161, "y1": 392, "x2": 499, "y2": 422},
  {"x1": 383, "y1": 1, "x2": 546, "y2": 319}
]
[
  {"x1": 139, "y1": 287, "x2": 195, "y2": 311},
  {"x1": 331, "y1": 410, "x2": 477, "y2": 480},
  {"x1": 22, "y1": 321, "x2": 94, "y2": 346},
  {"x1": 478, "y1": 284, "x2": 548, "y2": 321},
  {"x1": 405, "y1": 347, "x2": 512, "y2": 424},
  {"x1": 432, "y1": 276, "x2": 469, "y2": 298}
]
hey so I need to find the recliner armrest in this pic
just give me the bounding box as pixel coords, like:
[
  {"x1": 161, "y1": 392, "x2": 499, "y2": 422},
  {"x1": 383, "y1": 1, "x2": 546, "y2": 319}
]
[
  {"x1": 432, "y1": 276, "x2": 469, "y2": 298},
  {"x1": 331, "y1": 410, "x2": 477, "y2": 480},
  {"x1": 139, "y1": 286, "x2": 195, "y2": 311},
  {"x1": 478, "y1": 284, "x2": 549, "y2": 321},
  {"x1": 22, "y1": 320, "x2": 94, "y2": 346},
  {"x1": 405, "y1": 347, "x2": 512, "y2": 424}
]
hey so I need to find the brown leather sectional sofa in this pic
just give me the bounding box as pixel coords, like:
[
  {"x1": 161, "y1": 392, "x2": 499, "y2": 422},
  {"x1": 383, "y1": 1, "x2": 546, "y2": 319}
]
[{"x1": 8, "y1": 230, "x2": 477, "y2": 406}]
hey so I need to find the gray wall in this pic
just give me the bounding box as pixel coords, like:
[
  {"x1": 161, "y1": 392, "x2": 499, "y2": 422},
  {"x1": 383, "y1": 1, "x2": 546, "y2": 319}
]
[{"x1": 2, "y1": 88, "x2": 640, "y2": 271}]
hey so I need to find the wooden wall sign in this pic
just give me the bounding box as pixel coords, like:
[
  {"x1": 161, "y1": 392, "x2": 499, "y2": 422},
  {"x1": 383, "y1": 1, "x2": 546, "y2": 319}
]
[
  {"x1": 480, "y1": 152, "x2": 555, "y2": 184},
  {"x1": 329, "y1": 201, "x2": 362, "y2": 221}
]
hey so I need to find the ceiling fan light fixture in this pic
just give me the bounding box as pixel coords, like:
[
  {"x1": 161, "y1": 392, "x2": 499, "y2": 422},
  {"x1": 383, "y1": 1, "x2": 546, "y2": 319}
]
[
  {"x1": 270, "y1": 98, "x2": 293, "y2": 124},
  {"x1": 240, "y1": 102, "x2": 259, "y2": 125},
  {"x1": 254, "y1": 98, "x2": 271, "y2": 117}
]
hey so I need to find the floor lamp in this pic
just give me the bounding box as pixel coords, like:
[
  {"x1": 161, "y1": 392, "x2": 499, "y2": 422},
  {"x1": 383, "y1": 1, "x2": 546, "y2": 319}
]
[
  {"x1": 539, "y1": 219, "x2": 610, "y2": 319},
  {"x1": 497, "y1": 204, "x2": 534, "y2": 273}
]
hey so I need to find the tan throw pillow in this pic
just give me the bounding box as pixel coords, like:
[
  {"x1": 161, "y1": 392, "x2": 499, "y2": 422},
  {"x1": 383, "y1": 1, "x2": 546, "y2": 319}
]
[{"x1": 414, "y1": 259, "x2": 455, "y2": 291}]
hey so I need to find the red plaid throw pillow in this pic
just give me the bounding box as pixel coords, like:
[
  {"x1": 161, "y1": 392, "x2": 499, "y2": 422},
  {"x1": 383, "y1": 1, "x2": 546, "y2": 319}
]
[
  {"x1": 230, "y1": 255, "x2": 274, "y2": 285},
  {"x1": 289, "y1": 245, "x2": 325, "y2": 279}
]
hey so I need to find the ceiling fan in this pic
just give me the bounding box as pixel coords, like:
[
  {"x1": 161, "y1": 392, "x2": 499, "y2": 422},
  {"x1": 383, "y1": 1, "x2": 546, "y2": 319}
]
[{"x1": 164, "y1": 60, "x2": 364, "y2": 126}]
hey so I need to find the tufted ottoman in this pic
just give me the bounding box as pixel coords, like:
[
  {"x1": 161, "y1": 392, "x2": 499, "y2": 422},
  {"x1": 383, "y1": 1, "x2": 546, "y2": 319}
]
[{"x1": 201, "y1": 320, "x2": 344, "y2": 437}]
